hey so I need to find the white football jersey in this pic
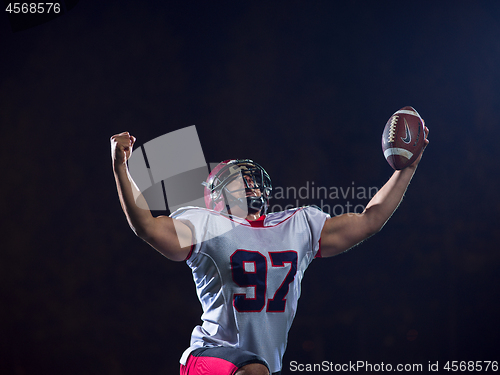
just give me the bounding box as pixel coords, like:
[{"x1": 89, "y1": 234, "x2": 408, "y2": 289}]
[{"x1": 171, "y1": 206, "x2": 329, "y2": 373}]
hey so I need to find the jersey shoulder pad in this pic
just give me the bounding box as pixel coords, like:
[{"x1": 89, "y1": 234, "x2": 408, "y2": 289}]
[{"x1": 170, "y1": 206, "x2": 210, "y2": 219}]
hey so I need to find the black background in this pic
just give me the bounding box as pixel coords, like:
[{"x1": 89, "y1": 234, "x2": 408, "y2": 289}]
[{"x1": 1, "y1": 1, "x2": 499, "y2": 374}]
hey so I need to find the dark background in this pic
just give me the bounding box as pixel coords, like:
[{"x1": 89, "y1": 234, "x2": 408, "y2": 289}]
[{"x1": 1, "y1": 1, "x2": 499, "y2": 374}]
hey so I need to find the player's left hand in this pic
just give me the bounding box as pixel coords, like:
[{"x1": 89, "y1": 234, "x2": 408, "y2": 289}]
[{"x1": 409, "y1": 125, "x2": 429, "y2": 169}]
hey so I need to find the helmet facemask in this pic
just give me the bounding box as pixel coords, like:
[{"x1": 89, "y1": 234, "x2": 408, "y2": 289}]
[{"x1": 203, "y1": 160, "x2": 272, "y2": 216}]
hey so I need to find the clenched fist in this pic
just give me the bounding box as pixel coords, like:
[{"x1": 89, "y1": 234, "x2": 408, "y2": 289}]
[{"x1": 110, "y1": 132, "x2": 136, "y2": 166}]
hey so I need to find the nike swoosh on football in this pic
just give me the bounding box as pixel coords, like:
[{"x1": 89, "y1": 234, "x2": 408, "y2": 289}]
[{"x1": 401, "y1": 118, "x2": 412, "y2": 144}]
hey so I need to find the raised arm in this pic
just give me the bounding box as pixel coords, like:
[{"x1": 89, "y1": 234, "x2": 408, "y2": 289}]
[
  {"x1": 320, "y1": 127, "x2": 429, "y2": 257},
  {"x1": 111, "y1": 132, "x2": 192, "y2": 261}
]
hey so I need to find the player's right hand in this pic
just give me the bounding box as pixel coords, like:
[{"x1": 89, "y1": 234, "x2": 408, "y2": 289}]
[{"x1": 110, "y1": 132, "x2": 136, "y2": 166}]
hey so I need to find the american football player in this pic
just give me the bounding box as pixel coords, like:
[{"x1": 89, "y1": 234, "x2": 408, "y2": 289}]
[{"x1": 110, "y1": 128, "x2": 429, "y2": 375}]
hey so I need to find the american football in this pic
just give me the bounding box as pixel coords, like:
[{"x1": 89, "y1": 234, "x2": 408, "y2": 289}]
[{"x1": 381, "y1": 106, "x2": 426, "y2": 170}]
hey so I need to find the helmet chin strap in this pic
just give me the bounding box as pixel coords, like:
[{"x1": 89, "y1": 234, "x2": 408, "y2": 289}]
[
  {"x1": 246, "y1": 196, "x2": 265, "y2": 214},
  {"x1": 223, "y1": 189, "x2": 264, "y2": 216}
]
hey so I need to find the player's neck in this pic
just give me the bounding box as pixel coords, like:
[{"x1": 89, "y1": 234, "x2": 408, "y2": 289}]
[
  {"x1": 245, "y1": 211, "x2": 262, "y2": 221},
  {"x1": 227, "y1": 207, "x2": 262, "y2": 222}
]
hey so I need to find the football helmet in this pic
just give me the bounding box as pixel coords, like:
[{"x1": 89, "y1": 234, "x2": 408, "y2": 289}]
[{"x1": 203, "y1": 159, "x2": 272, "y2": 215}]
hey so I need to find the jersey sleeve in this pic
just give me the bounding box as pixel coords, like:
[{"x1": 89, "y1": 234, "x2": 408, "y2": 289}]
[
  {"x1": 169, "y1": 206, "x2": 208, "y2": 261},
  {"x1": 302, "y1": 206, "x2": 330, "y2": 258}
]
